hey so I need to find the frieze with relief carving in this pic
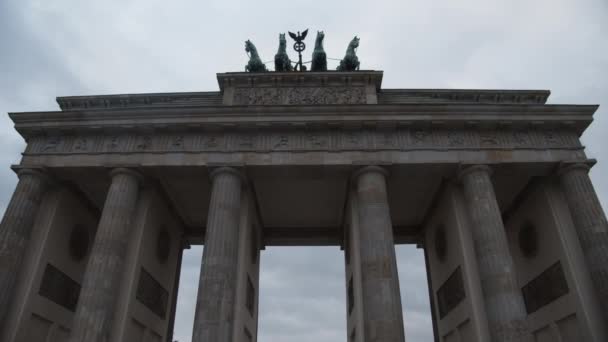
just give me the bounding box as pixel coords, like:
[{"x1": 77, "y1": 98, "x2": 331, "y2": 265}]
[
  {"x1": 233, "y1": 86, "x2": 367, "y2": 105},
  {"x1": 25, "y1": 128, "x2": 582, "y2": 155}
]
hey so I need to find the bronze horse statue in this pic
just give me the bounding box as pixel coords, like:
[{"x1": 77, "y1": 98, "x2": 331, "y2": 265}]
[
  {"x1": 311, "y1": 31, "x2": 327, "y2": 71},
  {"x1": 245, "y1": 40, "x2": 267, "y2": 72},
  {"x1": 274, "y1": 33, "x2": 293, "y2": 72},
  {"x1": 337, "y1": 36, "x2": 360, "y2": 71}
]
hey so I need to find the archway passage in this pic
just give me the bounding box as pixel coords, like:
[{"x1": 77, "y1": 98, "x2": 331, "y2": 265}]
[
  {"x1": 258, "y1": 247, "x2": 346, "y2": 342},
  {"x1": 171, "y1": 245, "x2": 434, "y2": 342}
]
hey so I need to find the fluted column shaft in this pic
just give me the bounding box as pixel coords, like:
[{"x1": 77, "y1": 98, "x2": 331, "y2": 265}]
[
  {"x1": 354, "y1": 166, "x2": 405, "y2": 342},
  {"x1": 558, "y1": 163, "x2": 608, "y2": 322},
  {"x1": 0, "y1": 169, "x2": 50, "y2": 328},
  {"x1": 69, "y1": 168, "x2": 142, "y2": 342},
  {"x1": 459, "y1": 165, "x2": 529, "y2": 342},
  {"x1": 193, "y1": 167, "x2": 242, "y2": 342}
]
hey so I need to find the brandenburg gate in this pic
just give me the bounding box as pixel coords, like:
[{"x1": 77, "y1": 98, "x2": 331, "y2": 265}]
[{"x1": 0, "y1": 69, "x2": 607, "y2": 342}]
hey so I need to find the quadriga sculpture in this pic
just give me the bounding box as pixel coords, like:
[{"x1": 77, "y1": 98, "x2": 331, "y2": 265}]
[
  {"x1": 274, "y1": 33, "x2": 293, "y2": 72},
  {"x1": 337, "y1": 36, "x2": 360, "y2": 71},
  {"x1": 245, "y1": 40, "x2": 267, "y2": 72},
  {"x1": 311, "y1": 31, "x2": 327, "y2": 71}
]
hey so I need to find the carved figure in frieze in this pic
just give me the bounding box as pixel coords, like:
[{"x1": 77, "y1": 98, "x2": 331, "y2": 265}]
[
  {"x1": 307, "y1": 133, "x2": 328, "y2": 148},
  {"x1": 233, "y1": 86, "x2": 366, "y2": 106},
  {"x1": 512, "y1": 130, "x2": 529, "y2": 146},
  {"x1": 107, "y1": 136, "x2": 121, "y2": 150},
  {"x1": 204, "y1": 136, "x2": 220, "y2": 148},
  {"x1": 447, "y1": 131, "x2": 465, "y2": 147},
  {"x1": 376, "y1": 132, "x2": 397, "y2": 148},
  {"x1": 274, "y1": 34, "x2": 293, "y2": 72},
  {"x1": 543, "y1": 130, "x2": 559, "y2": 146},
  {"x1": 337, "y1": 36, "x2": 360, "y2": 71},
  {"x1": 412, "y1": 130, "x2": 430, "y2": 145},
  {"x1": 238, "y1": 135, "x2": 254, "y2": 148},
  {"x1": 42, "y1": 136, "x2": 60, "y2": 152},
  {"x1": 311, "y1": 31, "x2": 327, "y2": 72},
  {"x1": 73, "y1": 137, "x2": 89, "y2": 151},
  {"x1": 273, "y1": 135, "x2": 289, "y2": 149},
  {"x1": 245, "y1": 40, "x2": 268, "y2": 72},
  {"x1": 479, "y1": 132, "x2": 499, "y2": 146},
  {"x1": 342, "y1": 131, "x2": 360, "y2": 148},
  {"x1": 136, "y1": 136, "x2": 152, "y2": 150},
  {"x1": 171, "y1": 135, "x2": 184, "y2": 148}
]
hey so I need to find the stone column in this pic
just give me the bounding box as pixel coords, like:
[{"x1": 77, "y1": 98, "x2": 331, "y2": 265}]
[
  {"x1": 69, "y1": 168, "x2": 142, "y2": 342},
  {"x1": 459, "y1": 165, "x2": 529, "y2": 341},
  {"x1": 192, "y1": 167, "x2": 243, "y2": 342},
  {"x1": 167, "y1": 244, "x2": 184, "y2": 342},
  {"x1": 558, "y1": 163, "x2": 608, "y2": 322},
  {"x1": 353, "y1": 166, "x2": 405, "y2": 342},
  {"x1": 0, "y1": 169, "x2": 50, "y2": 330}
]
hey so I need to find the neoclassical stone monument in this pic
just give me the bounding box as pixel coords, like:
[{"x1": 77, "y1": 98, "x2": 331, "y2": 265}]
[{"x1": 0, "y1": 70, "x2": 607, "y2": 342}]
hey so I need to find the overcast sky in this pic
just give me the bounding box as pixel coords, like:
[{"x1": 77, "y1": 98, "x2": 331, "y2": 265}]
[{"x1": 1, "y1": 1, "x2": 607, "y2": 341}]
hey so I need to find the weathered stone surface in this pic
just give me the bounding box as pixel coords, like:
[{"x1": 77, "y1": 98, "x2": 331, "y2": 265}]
[
  {"x1": 69, "y1": 168, "x2": 142, "y2": 342},
  {"x1": 23, "y1": 128, "x2": 582, "y2": 156},
  {"x1": 559, "y1": 163, "x2": 608, "y2": 324},
  {"x1": 378, "y1": 89, "x2": 550, "y2": 104},
  {"x1": 459, "y1": 165, "x2": 531, "y2": 342},
  {"x1": 233, "y1": 86, "x2": 366, "y2": 105},
  {"x1": 192, "y1": 167, "x2": 243, "y2": 342},
  {"x1": 2, "y1": 69, "x2": 605, "y2": 342},
  {"x1": 353, "y1": 166, "x2": 406, "y2": 342},
  {"x1": 0, "y1": 169, "x2": 50, "y2": 331},
  {"x1": 56, "y1": 91, "x2": 222, "y2": 111}
]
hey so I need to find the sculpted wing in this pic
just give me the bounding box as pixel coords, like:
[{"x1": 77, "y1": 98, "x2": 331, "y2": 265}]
[
  {"x1": 288, "y1": 31, "x2": 298, "y2": 40},
  {"x1": 301, "y1": 29, "x2": 308, "y2": 40}
]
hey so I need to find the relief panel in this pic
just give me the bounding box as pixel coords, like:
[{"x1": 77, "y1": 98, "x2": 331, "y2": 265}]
[
  {"x1": 233, "y1": 86, "x2": 367, "y2": 105},
  {"x1": 26, "y1": 128, "x2": 582, "y2": 155}
]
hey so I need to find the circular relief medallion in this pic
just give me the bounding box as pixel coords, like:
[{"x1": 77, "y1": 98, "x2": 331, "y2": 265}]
[
  {"x1": 157, "y1": 227, "x2": 171, "y2": 264},
  {"x1": 69, "y1": 224, "x2": 90, "y2": 261},
  {"x1": 518, "y1": 222, "x2": 538, "y2": 258},
  {"x1": 434, "y1": 225, "x2": 447, "y2": 262}
]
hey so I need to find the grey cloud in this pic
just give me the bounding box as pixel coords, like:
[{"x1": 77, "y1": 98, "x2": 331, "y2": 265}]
[{"x1": 2, "y1": 1, "x2": 607, "y2": 342}]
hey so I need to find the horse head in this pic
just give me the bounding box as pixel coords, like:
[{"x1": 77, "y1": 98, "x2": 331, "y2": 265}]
[
  {"x1": 316, "y1": 31, "x2": 325, "y2": 42},
  {"x1": 245, "y1": 40, "x2": 255, "y2": 54},
  {"x1": 314, "y1": 31, "x2": 325, "y2": 50},
  {"x1": 350, "y1": 36, "x2": 360, "y2": 49},
  {"x1": 278, "y1": 33, "x2": 287, "y2": 50}
]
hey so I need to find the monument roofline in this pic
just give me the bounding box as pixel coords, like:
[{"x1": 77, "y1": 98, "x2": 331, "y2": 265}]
[
  {"x1": 216, "y1": 70, "x2": 384, "y2": 91},
  {"x1": 379, "y1": 88, "x2": 551, "y2": 105},
  {"x1": 56, "y1": 91, "x2": 222, "y2": 111},
  {"x1": 9, "y1": 103, "x2": 597, "y2": 139},
  {"x1": 54, "y1": 88, "x2": 552, "y2": 111},
  {"x1": 49, "y1": 70, "x2": 559, "y2": 110}
]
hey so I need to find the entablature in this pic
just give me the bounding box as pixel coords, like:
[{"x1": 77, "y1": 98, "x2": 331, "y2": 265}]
[{"x1": 9, "y1": 103, "x2": 597, "y2": 139}]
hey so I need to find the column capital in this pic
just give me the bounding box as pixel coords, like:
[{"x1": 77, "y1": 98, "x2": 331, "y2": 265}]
[
  {"x1": 352, "y1": 165, "x2": 389, "y2": 181},
  {"x1": 209, "y1": 166, "x2": 245, "y2": 182},
  {"x1": 16, "y1": 167, "x2": 53, "y2": 184},
  {"x1": 557, "y1": 161, "x2": 593, "y2": 177},
  {"x1": 109, "y1": 167, "x2": 144, "y2": 184},
  {"x1": 457, "y1": 164, "x2": 492, "y2": 182}
]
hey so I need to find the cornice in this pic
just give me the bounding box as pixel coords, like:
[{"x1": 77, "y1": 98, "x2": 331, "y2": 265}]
[
  {"x1": 9, "y1": 103, "x2": 597, "y2": 138},
  {"x1": 378, "y1": 89, "x2": 550, "y2": 105},
  {"x1": 53, "y1": 87, "x2": 552, "y2": 110},
  {"x1": 56, "y1": 91, "x2": 222, "y2": 111}
]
